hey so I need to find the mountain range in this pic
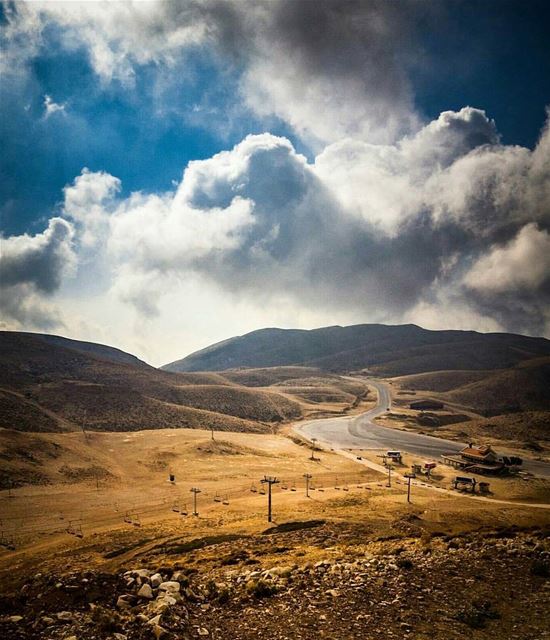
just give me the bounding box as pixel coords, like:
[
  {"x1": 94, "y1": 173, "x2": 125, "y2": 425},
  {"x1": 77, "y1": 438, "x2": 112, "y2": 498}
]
[
  {"x1": 162, "y1": 324, "x2": 550, "y2": 375},
  {"x1": 1, "y1": 324, "x2": 549, "y2": 434}
]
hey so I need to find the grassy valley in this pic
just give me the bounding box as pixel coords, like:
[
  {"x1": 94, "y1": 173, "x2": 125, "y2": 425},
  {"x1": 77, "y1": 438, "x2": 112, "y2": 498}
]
[{"x1": 1, "y1": 326, "x2": 550, "y2": 640}]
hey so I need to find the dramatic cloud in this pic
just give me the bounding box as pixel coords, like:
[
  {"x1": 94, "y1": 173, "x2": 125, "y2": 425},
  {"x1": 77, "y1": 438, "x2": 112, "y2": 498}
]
[
  {"x1": 4, "y1": 0, "x2": 427, "y2": 145},
  {"x1": 0, "y1": 217, "x2": 76, "y2": 328},
  {"x1": 236, "y1": 0, "x2": 423, "y2": 146},
  {"x1": 1, "y1": 1, "x2": 208, "y2": 85},
  {"x1": 1, "y1": 1, "x2": 549, "y2": 357},
  {"x1": 27, "y1": 108, "x2": 545, "y2": 338},
  {"x1": 462, "y1": 223, "x2": 550, "y2": 333}
]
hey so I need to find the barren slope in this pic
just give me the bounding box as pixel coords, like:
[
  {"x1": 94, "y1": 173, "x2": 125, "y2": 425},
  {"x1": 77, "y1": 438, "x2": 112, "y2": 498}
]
[
  {"x1": 163, "y1": 323, "x2": 550, "y2": 375},
  {"x1": 0, "y1": 333, "x2": 366, "y2": 434}
]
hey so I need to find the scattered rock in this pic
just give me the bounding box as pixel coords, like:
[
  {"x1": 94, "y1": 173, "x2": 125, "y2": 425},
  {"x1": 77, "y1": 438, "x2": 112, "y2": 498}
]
[
  {"x1": 150, "y1": 573, "x2": 163, "y2": 588},
  {"x1": 138, "y1": 583, "x2": 154, "y2": 599},
  {"x1": 56, "y1": 610, "x2": 73, "y2": 622},
  {"x1": 116, "y1": 594, "x2": 135, "y2": 609},
  {"x1": 158, "y1": 580, "x2": 180, "y2": 593}
]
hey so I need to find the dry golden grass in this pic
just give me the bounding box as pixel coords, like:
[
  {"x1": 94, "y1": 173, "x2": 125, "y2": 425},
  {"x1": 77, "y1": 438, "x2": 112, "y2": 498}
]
[{"x1": 1, "y1": 427, "x2": 549, "y2": 593}]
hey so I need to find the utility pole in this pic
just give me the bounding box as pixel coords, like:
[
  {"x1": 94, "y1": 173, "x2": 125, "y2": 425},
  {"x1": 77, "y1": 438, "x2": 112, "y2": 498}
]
[
  {"x1": 260, "y1": 476, "x2": 280, "y2": 522},
  {"x1": 81, "y1": 409, "x2": 90, "y2": 444},
  {"x1": 310, "y1": 438, "x2": 317, "y2": 460},
  {"x1": 303, "y1": 473, "x2": 312, "y2": 498},
  {"x1": 387, "y1": 464, "x2": 394, "y2": 488},
  {"x1": 404, "y1": 472, "x2": 416, "y2": 503},
  {"x1": 210, "y1": 426, "x2": 215, "y2": 441},
  {"x1": 190, "y1": 487, "x2": 201, "y2": 516}
]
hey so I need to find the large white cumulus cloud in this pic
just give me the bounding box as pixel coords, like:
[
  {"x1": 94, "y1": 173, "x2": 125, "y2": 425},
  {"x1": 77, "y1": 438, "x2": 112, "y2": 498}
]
[
  {"x1": 7, "y1": 107, "x2": 539, "y2": 337},
  {"x1": 130, "y1": 108, "x2": 548, "y2": 335},
  {"x1": 2, "y1": 1, "x2": 550, "y2": 344}
]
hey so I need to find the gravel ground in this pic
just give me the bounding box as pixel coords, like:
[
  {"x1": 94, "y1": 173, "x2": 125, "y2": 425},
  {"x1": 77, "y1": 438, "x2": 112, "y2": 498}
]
[{"x1": 1, "y1": 522, "x2": 549, "y2": 640}]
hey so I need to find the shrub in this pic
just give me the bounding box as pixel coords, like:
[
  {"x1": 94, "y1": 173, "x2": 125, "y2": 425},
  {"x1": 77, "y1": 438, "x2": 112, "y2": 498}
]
[
  {"x1": 531, "y1": 559, "x2": 550, "y2": 578},
  {"x1": 246, "y1": 578, "x2": 277, "y2": 598},
  {"x1": 455, "y1": 600, "x2": 500, "y2": 629}
]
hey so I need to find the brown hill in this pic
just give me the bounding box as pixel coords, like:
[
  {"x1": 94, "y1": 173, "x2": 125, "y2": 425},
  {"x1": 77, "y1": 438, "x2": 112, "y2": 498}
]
[
  {"x1": 163, "y1": 323, "x2": 550, "y2": 374},
  {"x1": 395, "y1": 358, "x2": 550, "y2": 416},
  {"x1": 220, "y1": 366, "x2": 323, "y2": 387},
  {"x1": 443, "y1": 358, "x2": 550, "y2": 416},
  {"x1": 392, "y1": 370, "x2": 495, "y2": 393},
  {"x1": 0, "y1": 333, "x2": 365, "y2": 433},
  {"x1": 444, "y1": 411, "x2": 550, "y2": 445}
]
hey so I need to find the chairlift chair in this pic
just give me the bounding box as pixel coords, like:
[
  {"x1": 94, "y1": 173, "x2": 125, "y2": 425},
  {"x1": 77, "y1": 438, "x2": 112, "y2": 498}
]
[
  {"x1": 317, "y1": 482, "x2": 324, "y2": 492},
  {"x1": 172, "y1": 501, "x2": 180, "y2": 513},
  {"x1": 281, "y1": 481, "x2": 288, "y2": 490},
  {"x1": 222, "y1": 495, "x2": 229, "y2": 505},
  {"x1": 214, "y1": 492, "x2": 222, "y2": 503},
  {"x1": 250, "y1": 483, "x2": 258, "y2": 493},
  {"x1": 290, "y1": 482, "x2": 297, "y2": 492},
  {"x1": 180, "y1": 503, "x2": 188, "y2": 516},
  {"x1": 259, "y1": 485, "x2": 266, "y2": 495}
]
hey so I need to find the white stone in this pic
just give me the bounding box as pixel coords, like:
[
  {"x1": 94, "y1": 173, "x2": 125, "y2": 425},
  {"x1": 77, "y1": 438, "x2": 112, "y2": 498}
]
[
  {"x1": 56, "y1": 611, "x2": 73, "y2": 622},
  {"x1": 150, "y1": 573, "x2": 163, "y2": 588},
  {"x1": 158, "y1": 581, "x2": 180, "y2": 593},
  {"x1": 137, "y1": 583, "x2": 154, "y2": 599}
]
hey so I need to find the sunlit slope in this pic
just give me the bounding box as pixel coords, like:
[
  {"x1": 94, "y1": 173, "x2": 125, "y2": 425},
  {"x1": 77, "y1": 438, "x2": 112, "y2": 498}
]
[{"x1": 0, "y1": 333, "x2": 366, "y2": 433}]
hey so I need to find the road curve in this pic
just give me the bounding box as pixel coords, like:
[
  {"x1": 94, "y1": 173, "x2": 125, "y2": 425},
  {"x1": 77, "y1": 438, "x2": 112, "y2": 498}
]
[{"x1": 294, "y1": 379, "x2": 550, "y2": 479}]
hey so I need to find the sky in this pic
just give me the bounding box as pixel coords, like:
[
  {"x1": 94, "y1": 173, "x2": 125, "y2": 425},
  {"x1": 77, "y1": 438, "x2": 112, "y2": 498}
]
[{"x1": 1, "y1": 0, "x2": 550, "y2": 366}]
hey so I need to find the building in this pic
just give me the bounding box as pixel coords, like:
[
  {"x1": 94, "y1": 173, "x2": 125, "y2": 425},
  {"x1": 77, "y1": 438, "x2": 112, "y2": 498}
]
[
  {"x1": 441, "y1": 443, "x2": 509, "y2": 475},
  {"x1": 460, "y1": 443, "x2": 498, "y2": 464}
]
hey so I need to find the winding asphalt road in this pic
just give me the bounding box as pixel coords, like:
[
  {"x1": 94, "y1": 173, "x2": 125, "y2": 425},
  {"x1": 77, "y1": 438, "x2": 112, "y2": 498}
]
[{"x1": 294, "y1": 379, "x2": 550, "y2": 479}]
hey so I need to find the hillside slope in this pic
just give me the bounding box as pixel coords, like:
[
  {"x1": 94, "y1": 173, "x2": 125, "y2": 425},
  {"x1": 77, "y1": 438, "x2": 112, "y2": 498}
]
[
  {"x1": 12, "y1": 332, "x2": 151, "y2": 368},
  {"x1": 0, "y1": 333, "x2": 366, "y2": 433},
  {"x1": 163, "y1": 324, "x2": 550, "y2": 375},
  {"x1": 394, "y1": 358, "x2": 550, "y2": 418},
  {"x1": 443, "y1": 358, "x2": 550, "y2": 416}
]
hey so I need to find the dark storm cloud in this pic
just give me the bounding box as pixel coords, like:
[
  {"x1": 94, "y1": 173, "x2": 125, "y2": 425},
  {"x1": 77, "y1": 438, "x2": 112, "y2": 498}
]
[
  {"x1": 0, "y1": 217, "x2": 75, "y2": 328},
  {"x1": 0, "y1": 217, "x2": 74, "y2": 292},
  {"x1": 220, "y1": 0, "x2": 425, "y2": 144}
]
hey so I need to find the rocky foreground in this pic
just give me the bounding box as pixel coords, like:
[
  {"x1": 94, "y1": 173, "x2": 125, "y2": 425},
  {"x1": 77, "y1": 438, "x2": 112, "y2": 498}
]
[{"x1": 1, "y1": 522, "x2": 549, "y2": 640}]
